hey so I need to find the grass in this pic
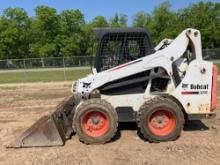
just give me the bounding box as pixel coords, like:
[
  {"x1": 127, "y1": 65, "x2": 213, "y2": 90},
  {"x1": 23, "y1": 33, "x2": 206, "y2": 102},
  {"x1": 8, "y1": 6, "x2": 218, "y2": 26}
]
[
  {"x1": 215, "y1": 63, "x2": 220, "y2": 70},
  {"x1": 0, "y1": 86, "x2": 18, "y2": 90},
  {"x1": 0, "y1": 69, "x2": 90, "y2": 84},
  {"x1": 0, "y1": 63, "x2": 219, "y2": 84},
  {"x1": 12, "y1": 92, "x2": 71, "y2": 101}
]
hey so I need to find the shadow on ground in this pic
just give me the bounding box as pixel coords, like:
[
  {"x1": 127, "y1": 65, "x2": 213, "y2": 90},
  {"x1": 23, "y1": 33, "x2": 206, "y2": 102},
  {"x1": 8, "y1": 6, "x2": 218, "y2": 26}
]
[
  {"x1": 184, "y1": 120, "x2": 209, "y2": 131},
  {"x1": 111, "y1": 120, "x2": 209, "y2": 143}
]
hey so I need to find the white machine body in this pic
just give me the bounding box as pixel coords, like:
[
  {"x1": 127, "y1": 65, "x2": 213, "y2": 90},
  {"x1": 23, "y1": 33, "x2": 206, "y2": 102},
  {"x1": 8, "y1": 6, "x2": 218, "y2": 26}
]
[{"x1": 72, "y1": 28, "x2": 217, "y2": 118}]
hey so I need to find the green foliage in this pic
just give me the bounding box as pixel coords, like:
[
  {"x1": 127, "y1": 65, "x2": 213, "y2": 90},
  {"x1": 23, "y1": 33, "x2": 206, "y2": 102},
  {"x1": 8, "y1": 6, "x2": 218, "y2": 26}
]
[
  {"x1": 57, "y1": 9, "x2": 85, "y2": 57},
  {"x1": 0, "y1": 1, "x2": 219, "y2": 59},
  {"x1": 91, "y1": 16, "x2": 109, "y2": 27},
  {"x1": 133, "y1": 11, "x2": 150, "y2": 28},
  {"x1": 29, "y1": 6, "x2": 59, "y2": 58},
  {"x1": 133, "y1": 1, "x2": 220, "y2": 48},
  {"x1": 0, "y1": 8, "x2": 30, "y2": 59},
  {"x1": 110, "y1": 13, "x2": 128, "y2": 27},
  {"x1": 177, "y1": 2, "x2": 220, "y2": 48}
]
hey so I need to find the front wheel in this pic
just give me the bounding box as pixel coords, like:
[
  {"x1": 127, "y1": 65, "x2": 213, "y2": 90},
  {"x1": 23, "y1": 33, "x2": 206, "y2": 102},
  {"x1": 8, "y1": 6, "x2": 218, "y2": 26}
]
[
  {"x1": 73, "y1": 99, "x2": 118, "y2": 144},
  {"x1": 137, "y1": 97, "x2": 184, "y2": 142}
]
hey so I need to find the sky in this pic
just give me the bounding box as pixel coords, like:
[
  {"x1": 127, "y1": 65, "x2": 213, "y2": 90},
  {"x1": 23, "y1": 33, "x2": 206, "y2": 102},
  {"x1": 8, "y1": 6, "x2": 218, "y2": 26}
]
[{"x1": 0, "y1": 0, "x2": 219, "y2": 25}]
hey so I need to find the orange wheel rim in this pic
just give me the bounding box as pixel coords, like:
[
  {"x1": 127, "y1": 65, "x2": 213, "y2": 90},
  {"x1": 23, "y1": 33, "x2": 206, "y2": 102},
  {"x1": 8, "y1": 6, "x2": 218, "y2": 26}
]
[
  {"x1": 81, "y1": 110, "x2": 109, "y2": 137},
  {"x1": 148, "y1": 110, "x2": 176, "y2": 136}
]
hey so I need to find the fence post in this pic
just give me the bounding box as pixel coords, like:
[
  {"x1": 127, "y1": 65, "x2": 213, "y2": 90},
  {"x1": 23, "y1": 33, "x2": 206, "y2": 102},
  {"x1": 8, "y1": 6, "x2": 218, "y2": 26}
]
[
  {"x1": 205, "y1": 48, "x2": 209, "y2": 60},
  {"x1": 63, "y1": 57, "x2": 67, "y2": 81},
  {"x1": 79, "y1": 58, "x2": 81, "y2": 66},
  {"x1": 41, "y1": 58, "x2": 45, "y2": 68},
  {"x1": 23, "y1": 59, "x2": 27, "y2": 82}
]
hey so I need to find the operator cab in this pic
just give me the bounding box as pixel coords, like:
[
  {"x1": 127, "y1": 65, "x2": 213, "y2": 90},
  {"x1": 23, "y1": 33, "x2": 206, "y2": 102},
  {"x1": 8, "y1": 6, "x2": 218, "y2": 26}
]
[{"x1": 93, "y1": 28, "x2": 155, "y2": 72}]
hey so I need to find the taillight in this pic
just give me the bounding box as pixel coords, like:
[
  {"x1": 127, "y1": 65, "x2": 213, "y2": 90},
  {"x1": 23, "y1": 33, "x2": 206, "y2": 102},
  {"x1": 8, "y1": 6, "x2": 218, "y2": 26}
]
[{"x1": 211, "y1": 65, "x2": 218, "y2": 111}]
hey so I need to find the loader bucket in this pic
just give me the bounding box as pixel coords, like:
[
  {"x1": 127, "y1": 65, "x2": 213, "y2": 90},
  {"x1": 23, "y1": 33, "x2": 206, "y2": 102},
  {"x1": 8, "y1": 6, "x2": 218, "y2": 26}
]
[{"x1": 8, "y1": 95, "x2": 76, "y2": 148}]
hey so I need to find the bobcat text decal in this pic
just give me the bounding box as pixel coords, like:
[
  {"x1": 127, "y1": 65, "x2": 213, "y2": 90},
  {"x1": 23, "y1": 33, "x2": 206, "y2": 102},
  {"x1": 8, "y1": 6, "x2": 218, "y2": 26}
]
[{"x1": 181, "y1": 83, "x2": 208, "y2": 95}]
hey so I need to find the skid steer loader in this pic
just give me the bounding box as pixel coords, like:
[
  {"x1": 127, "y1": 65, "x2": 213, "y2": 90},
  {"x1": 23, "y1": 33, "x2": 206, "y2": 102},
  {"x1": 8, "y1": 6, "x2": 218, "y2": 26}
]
[{"x1": 9, "y1": 28, "x2": 218, "y2": 147}]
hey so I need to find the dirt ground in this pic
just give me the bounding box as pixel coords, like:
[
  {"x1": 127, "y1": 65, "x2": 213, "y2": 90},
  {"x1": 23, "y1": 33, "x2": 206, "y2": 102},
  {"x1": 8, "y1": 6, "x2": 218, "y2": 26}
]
[{"x1": 1, "y1": 81, "x2": 220, "y2": 165}]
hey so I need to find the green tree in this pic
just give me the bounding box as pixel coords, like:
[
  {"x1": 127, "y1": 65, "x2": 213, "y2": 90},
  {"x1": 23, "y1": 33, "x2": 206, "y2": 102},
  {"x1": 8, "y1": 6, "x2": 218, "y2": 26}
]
[
  {"x1": 0, "y1": 8, "x2": 30, "y2": 59},
  {"x1": 109, "y1": 13, "x2": 128, "y2": 27},
  {"x1": 30, "y1": 6, "x2": 59, "y2": 58},
  {"x1": 57, "y1": 9, "x2": 85, "y2": 57},
  {"x1": 91, "y1": 16, "x2": 108, "y2": 27},
  {"x1": 0, "y1": 1, "x2": 219, "y2": 60},
  {"x1": 149, "y1": 1, "x2": 178, "y2": 44},
  {"x1": 133, "y1": 11, "x2": 149, "y2": 27},
  {"x1": 177, "y1": 2, "x2": 220, "y2": 48},
  {"x1": 85, "y1": 16, "x2": 109, "y2": 56},
  {"x1": 133, "y1": 11, "x2": 154, "y2": 37}
]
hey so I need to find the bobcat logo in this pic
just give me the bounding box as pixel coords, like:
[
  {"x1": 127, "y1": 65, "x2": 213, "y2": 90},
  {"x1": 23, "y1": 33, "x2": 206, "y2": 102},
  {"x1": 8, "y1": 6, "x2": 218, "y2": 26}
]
[{"x1": 182, "y1": 83, "x2": 188, "y2": 89}]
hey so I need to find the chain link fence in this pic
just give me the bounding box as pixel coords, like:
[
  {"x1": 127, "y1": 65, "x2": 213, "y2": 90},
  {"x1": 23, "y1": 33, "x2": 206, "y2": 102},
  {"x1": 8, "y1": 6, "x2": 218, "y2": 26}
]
[
  {"x1": 203, "y1": 48, "x2": 220, "y2": 61},
  {"x1": 0, "y1": 48, "x2": 219, "y2": 83},
  {"x1": 0, "y1": 56, "x2": 94, "y2": 70},
  {"x1": 0, "y1": 56, "x2": 94, "y2": 83}
]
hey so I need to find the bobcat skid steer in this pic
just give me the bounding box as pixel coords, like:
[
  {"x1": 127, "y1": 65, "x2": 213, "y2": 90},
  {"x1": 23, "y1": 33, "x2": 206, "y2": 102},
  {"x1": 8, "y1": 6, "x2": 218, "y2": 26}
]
[{"x1": 9, "y1": 28, "x2": 218, "y2": 148}]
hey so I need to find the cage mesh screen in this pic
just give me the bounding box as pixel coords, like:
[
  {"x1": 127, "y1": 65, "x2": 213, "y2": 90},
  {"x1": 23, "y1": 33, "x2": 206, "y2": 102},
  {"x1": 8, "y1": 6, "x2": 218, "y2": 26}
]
[{"x1": 99, "y1": 33, "x2": 149, "y2": 71}]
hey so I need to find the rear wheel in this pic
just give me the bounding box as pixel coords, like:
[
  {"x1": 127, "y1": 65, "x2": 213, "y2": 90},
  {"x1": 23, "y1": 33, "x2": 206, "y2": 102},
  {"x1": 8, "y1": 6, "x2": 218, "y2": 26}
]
[
  {"x1": 73, "y1": 99, "x2": 118, "y2": 144},
  {"x1": 137, "y1": 97, "x2": 184, "y2": 142}
]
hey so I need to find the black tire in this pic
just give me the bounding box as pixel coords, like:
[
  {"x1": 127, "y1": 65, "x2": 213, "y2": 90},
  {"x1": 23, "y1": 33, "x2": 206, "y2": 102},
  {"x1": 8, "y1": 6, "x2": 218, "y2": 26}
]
[
  {"x1": 73, "y1": 99, "x2": 118, "y2": 144},
  {"x1": 137, "y1": 96, "x2": 184, "y2": 142}
]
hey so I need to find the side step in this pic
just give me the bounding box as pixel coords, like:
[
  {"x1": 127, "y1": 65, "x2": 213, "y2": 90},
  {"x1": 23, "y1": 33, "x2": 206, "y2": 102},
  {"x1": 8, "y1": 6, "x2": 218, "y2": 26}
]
[{"x1": 7, "y1": 96, "x2": 76, "y2": 148}]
